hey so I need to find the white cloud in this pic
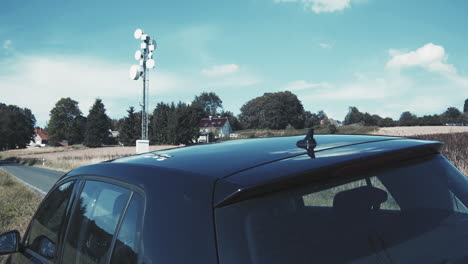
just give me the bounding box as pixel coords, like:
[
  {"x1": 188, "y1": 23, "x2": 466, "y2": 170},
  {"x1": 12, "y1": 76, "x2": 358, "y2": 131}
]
[
  {"x1": 319, "y1": 42, "x2": 332, "y2": 49},
  {"x1": 0, "y1": 55, "x2": 263, "y2": 126},
  {"x1": 386, "y1": 43, "x2": 457, "y2": 75},
  {"x1": 201, "y1": 64, "x2": 239, "y2": 77},
  {"x1": 274, "y1": 0, "x2": 351, "y2": 13},
  {"x1": 302, "y1": 73, "x2": 409, "y2": 101},
  {"x1": 200, "y1": 64, "x2": 260, "y2": 87},
  {"x1": 297, "y1": 55, "x2": 468, "y2": 121},
  {"x1": 283, "y1": 80, "x2": 329, "y2": 91},
  {"x1": 3, "y1": 39, "x2": 12, "y2": 49},
  {"x1": 0, "y1": 55, "x2": 183, "y2": 126}
]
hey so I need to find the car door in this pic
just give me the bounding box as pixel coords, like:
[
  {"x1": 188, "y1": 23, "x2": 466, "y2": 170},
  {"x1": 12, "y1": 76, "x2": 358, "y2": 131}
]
[
  {"x1": 61, "y1": 178, "x2": 144, "y2": 264},
  {"x1": 9, "y1": 180, "x2": 77, "y2": 264}
]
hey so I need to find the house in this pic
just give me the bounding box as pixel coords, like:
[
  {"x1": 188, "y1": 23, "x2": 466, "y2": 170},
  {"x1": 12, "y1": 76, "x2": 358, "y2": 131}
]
[
  {"x1": 198, "y1": 116, "x2": 232, "y2": 143},
  {"x1": 320, "y1": 118, "x2": 340, "y2": 127},
  {"x1": 29, "y1": 128, "x2": 49, "y2": 147}
]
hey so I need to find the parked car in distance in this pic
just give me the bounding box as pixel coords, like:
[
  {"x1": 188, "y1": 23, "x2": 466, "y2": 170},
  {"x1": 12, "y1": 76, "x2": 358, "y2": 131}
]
[{"x1": 2, "y1": 130, "x2": 468, "y2": 264}]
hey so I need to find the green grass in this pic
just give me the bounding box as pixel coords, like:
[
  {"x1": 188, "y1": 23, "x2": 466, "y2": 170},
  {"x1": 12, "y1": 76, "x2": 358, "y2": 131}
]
[{"x1": 0, "y1": 169, "x2": 42, "y2": 263}]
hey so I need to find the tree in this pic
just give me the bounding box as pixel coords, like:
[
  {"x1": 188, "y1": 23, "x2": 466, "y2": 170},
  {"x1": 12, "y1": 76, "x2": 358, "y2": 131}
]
[
  {"x1": 47, "y1": 97, "x2": 84, "y2": 145},
  {"x1": 464, "y1": 99, "x2": 468, "y2": 113},
  {"x1": 399, "y1": 111, "x2": 418, "y2": 126},
  {"x1": 344, "y1": 107, "x2": 364, "y2": 125},
  {"x1": 239, "y1": 91, "x2": 305, "y2": 129},
  {"x1": 220, "y1": 110, "x2": 242, "y2": 131},
  {"x1": 418, "y1": 115, "x2": 442, "y2": 126},
  {"x1": 443, "y1": 107, "x2": 462, "y2": 123},
  {"x1": 119, "y1": 107, "x2": 140, "y2": 146},
  {"x1": 167, "y1": 102, "x2": 201, "y2": 145},
  {"x1": 193, "y1": 92, "x2": 223, "y2": 116},
  {"x1": 151, "y1": 103, "x2": 172, "y2": 144},
  {"x1": 378, "y1": 117, "x2": 396, "y2": 127},
  {"x1": 150, "y1": 102, "x2": 202, "y2": 145},
  {"x1": 304, "y1": 111, "x2": 320, "y2": 128},
  {"x1": 84, "y1": 99, "x2": 111, "y2": 148},
  {"x1": 68, "y1": 116, "x2": 87, "y2": 145},
  {"x1": 0, "y1": 103, "x2": 36, "y2": 149}
]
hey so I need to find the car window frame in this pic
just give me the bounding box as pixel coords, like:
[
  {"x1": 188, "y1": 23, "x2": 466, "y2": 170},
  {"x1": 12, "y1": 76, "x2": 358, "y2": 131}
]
[
  {"x1": 59, "y1": 175, "x2": 146, "y2": 264},
  {"x1": 21, "y1": 177, "x2": 82, "y2": 264}
]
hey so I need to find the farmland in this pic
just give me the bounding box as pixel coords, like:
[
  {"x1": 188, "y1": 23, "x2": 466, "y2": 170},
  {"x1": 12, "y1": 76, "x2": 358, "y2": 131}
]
[
  {"x1": 371, "y1": 126, "x2": 468, "y2": 136},
  {"x1": 372, "y1": 126, "x2": 468, "y2": 176}
]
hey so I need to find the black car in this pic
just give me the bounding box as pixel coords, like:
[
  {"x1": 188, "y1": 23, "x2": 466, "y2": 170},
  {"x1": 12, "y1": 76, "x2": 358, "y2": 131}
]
[{"x1": 1, "y1": 132, "x2": 468, "y2": 264}]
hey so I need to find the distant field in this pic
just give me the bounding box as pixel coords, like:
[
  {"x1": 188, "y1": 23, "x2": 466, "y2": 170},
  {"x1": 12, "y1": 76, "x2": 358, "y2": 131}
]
[
  {"x1": 0, "y1": 145, "x2": 179, "y2": 171},
  {"x1": 372, "y1": 126, "x2": 468, "y2": 136}
]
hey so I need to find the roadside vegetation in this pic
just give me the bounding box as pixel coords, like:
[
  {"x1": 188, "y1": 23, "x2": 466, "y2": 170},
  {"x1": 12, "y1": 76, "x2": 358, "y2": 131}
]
[
  {"x1": 411, "y1": 133, "x2": 468, "y2": 176},
  {"x1": 0, "y1": 169, "x2": 42, "y2": 263},
  {"x1": 0, "y1": 145, "x2": 179, "y2": 171}
]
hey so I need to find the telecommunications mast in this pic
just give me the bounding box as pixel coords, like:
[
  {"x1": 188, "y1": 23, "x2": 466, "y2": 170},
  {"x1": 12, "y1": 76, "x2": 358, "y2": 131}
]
[{"x1": 129, "y1": 28, "x2": 157, "y2": 153}]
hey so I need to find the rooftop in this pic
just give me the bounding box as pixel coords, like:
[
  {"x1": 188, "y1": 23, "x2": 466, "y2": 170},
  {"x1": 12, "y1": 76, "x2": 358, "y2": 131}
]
[{"x1": 198, "y1": 117, "x2": 228, "y2": 128}]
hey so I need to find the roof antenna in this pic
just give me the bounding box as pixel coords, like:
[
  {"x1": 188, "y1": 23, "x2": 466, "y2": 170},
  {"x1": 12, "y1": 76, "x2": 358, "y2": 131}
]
[{"x1": 296, "y1": 128, "x2": 317, "y2": 158}]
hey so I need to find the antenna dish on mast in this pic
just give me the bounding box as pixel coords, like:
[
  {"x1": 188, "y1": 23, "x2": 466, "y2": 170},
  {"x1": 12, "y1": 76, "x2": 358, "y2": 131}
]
[
  {"x1": 134, "y1": 50, "x2": 142, "y2": 60},
  {"x1": 129, "y1": 65, "x2": 141, "y2": 80},
  {"x1": 134, "y1": 29, "x2": 143, "y2": 39},
  {"x1": 146, "y1": 59, "x2": 155, "y2": 69}
]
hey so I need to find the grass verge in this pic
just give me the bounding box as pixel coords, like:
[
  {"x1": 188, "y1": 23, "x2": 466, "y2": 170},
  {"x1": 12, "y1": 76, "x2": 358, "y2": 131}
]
[
  {"x1": 0, "y1": 169, "x2": 42, "y2": 263},
  {"x1": 412, "y1": 132, "x2": 468, "y2": 176}
]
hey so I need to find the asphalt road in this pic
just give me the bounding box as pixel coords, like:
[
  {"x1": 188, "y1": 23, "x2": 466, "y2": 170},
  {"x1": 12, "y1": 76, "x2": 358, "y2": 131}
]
[{"x1": 0, "y1": 160, "x2": 65, "y2": 196}]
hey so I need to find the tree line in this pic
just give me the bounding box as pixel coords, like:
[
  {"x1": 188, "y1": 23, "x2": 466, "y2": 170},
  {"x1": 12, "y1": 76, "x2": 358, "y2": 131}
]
[
  {"x1": 46, "y1": 98, "x2": 115, "y2": 148},
  {"x1": 344, "y1": 101, "x2": 468, "y2": 127},
  {"x1": 2, "y1": 94, "x2": 468, "y2": 150}
]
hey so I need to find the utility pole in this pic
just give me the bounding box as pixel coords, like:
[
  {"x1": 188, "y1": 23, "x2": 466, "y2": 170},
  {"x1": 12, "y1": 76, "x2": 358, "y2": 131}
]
[{"x1": 129, "y1": 28, "x2": 157, "y2": 153}]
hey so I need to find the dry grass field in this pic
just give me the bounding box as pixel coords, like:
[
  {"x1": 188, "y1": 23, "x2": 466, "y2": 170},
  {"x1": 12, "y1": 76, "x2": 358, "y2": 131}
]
[
  {"x1": 372, "y1": 126, "x2": 468, "y2": 136},
  {"x1": 411, "y1": 133, "x2": 468, "y2": 176},
  {"x1": 0, "y1": 145, "x2": 179, "y2": 171},
  {"x1": 372, "y1": 126, "x2": 468, "y2": 176},
  {"x1": 371, "y1": 126, "x2": 468, "y2": 176}
]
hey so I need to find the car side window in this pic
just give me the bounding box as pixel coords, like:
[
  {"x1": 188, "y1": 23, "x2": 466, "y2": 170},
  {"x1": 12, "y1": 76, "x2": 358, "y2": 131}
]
[
  {"x1": 110, "y1": 193, "x2": 144, "y2": 264},
  {"x1": 63, "y1": 181, "x2": 130, "y2": 264},
  {"x1": 25, "y1": 181, "x2": 76, "y2": 261}
]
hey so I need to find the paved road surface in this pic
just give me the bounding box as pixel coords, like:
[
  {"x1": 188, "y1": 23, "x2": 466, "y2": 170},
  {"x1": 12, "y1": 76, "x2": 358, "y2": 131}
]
[{"x1": 0, "y1": 160, "x2": 65, "y2": 196}]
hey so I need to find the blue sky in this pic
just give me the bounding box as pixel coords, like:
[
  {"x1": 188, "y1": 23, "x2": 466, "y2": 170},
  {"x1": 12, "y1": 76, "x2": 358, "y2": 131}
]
[{"x1": 1, "y1": 0, "x2": 468, "y2": 127}]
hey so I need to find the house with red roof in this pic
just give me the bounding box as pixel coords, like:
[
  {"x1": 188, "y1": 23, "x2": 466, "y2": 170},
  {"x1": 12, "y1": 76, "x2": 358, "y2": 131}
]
[
  {"x1": 29, "y1": 128, "x2": 49, "y2": 147},
  {"x1": 198, "y1": 116, "x2": 232, "y2": 143}
]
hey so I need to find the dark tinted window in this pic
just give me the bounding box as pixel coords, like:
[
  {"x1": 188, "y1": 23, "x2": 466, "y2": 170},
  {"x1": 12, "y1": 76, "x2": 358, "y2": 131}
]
[
  {"x1": 26, "y1": 181, "x2": 75, "y2": 261},
  {"x1": 63, "y1": 181, "x2": 130, "y2": 264},
  {"x1": 216, "y1": 155, "x2": 468, "y2": 264},
  {"x1": 110, "y1": 193, "x2": 144, "y2": 264}
]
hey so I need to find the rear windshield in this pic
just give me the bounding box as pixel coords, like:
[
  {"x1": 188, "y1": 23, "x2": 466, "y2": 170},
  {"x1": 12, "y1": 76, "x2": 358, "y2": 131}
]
[{"x1": 215, "y1": 154, "x2": 468, "y2": 264}]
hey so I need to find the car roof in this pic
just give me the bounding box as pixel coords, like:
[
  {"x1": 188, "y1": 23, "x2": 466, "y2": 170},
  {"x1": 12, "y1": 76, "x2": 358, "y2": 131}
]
[
  {"x1": 109, "y1": 134, "x2": 400, "y2": 178},
  {"x1": 63, "y1": 134, "x2": 441, "y2": 204}
]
